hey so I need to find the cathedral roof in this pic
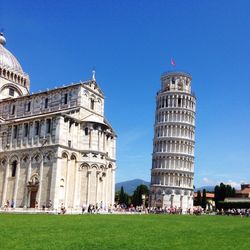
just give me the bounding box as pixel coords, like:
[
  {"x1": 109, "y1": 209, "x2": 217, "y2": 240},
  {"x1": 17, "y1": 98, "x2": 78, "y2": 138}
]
[{"x1": 0, "y1": 33, "x2": 24, "y2": 75}]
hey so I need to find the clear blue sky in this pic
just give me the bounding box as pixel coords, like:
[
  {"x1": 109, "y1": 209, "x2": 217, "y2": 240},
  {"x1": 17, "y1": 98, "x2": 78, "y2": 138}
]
[{"x1": 1, "y1": 0, "x2": 250, "y2": 188}]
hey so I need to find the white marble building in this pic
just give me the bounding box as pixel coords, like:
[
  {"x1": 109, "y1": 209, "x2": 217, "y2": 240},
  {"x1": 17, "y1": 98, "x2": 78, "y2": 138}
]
[
  {"x1": 0, "y1": 33, "x2": 116, "y2": 211},
  {"x1": 150, "y1": 71, "x2": 196, "y2": 212}
]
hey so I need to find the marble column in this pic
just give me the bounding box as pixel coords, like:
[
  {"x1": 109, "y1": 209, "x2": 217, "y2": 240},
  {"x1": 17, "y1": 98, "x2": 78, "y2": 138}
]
[
  {"x1": 1, "y1": 159, "x2": 9, "y2": 207},
  {"x1": 64, "y1": 158, "x2": 70, "y2": 207},
  {"x1": 24, "y1": 157, "x2": 31, "y2": 208},
  {"x1": 49, "y1": 156, "x2": 60, "y2": 210},
  {"x1": 13, "y1": 159, "x2": 21, "y2": 208},
  {"x1": 73, "y1": 162, "x2": 79, "y2": 208},
  {"x1": 95, "y1": 171, "x2": 100, "y2": 205},
  {"x1": 37, "y1": 155, "x2": 44, "y2": 208},
  {"x1": 102, "y1": 173, "x2": 106, "y2": 207},
  {"x1": 86, "y1": 170, "x2": 91, "y2": 206},
  {"x1": 105, "y1": 171, "x2": 108, "y2": 208},
  {"x1": 103, "y1": 132, "x2": 106, "y2": 151},
  {"x1": 29, "y1": 122, "x2": 34, "y2": 146}
]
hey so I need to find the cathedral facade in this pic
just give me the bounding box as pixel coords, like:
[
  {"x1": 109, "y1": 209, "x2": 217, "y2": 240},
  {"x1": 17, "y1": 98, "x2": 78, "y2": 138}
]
[
  {"x1": 150, "y1": 71, "x2": 196, "y2": 212},
  {"x1": 0, "y1": 33, "x2": 116, "y2": 211}
]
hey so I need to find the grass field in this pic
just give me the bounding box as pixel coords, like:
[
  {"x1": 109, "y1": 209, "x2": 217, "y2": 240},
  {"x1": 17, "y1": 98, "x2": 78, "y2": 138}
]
[{"x1": 0, "y1": 214, "x2": 250, "y2": 249}]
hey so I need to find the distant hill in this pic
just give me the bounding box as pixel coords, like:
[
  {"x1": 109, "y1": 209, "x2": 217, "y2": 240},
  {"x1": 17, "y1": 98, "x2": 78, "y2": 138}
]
[
  {"x1": 115, "y1": 179, "x2": 150, "y2": 195},
  {"x1": 195, "y1": 186, "x2": 215, "y2": 192},
  {"x1": 115, "y1": 181, "x2": 215, "y2": 195}
]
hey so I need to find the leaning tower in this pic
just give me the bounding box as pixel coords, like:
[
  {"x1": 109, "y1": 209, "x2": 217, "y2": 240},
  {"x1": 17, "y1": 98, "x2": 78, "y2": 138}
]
[{"x1": 150, "y1": 71, "x2": 196, "y2": 212}]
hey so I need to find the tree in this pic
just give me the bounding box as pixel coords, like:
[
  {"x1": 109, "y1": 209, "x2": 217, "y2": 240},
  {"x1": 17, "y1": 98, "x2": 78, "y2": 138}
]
[
  {"x1": 115, "y1": 191, "x2": 119, "y2": 203},
  {"x1": 232, "y1": 188, "x2": 236, "y2": 197},
  {"x1": 214, "y1": 185, "x2": 220, "y2": 208},
  {"x1": 195, "y1": 190, "x2": 202, "y2": 206},
  {"x1": 201, "y1": 189, "x2": 207, "y2": 210},
  {"x1": 214, "y1": 183, "x2": 236, "y2": 208},
  {"x1": 131, "y1": 184, "x2": 149, "y2": 207},
  {"x1": 118, "y1": 186, "x2": 129, "y2": 207}
]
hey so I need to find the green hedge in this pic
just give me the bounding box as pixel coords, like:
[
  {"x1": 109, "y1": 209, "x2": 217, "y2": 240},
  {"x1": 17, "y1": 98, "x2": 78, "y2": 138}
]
[{"x1": 218, "y1": 201, "x2": 250, "y2": 209}]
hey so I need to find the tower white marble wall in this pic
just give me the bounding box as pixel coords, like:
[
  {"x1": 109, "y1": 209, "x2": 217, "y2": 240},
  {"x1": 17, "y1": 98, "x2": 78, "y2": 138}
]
[{"x1": 150, "y1": 72, "x2": 196, "y2": 212}]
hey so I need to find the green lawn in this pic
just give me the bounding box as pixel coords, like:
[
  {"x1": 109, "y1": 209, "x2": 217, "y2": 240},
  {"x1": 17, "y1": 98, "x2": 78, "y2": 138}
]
[{"x1": 0, "y1": 214, "x2": 250, "y2": 249}]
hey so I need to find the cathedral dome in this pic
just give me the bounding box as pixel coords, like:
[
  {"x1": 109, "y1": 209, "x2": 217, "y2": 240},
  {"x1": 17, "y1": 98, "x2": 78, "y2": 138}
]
[{"x1": 0, "y1": 32, "x2": 24, "y2": 74}]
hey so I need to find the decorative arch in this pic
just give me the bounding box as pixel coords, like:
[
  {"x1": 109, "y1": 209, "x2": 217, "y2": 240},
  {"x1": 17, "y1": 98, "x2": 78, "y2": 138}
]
[
  {"x1": 9, "y1": 154, "x2": 19, "y2": 164},
  {"x1": 0, "y1": 83, "x2": 23, "y2": 97},
  {"x1": 90, "y1": 94, "x2": 96, "y2": 100},
  {"x1": 175, "y1": 189, "x2": 181, "y2": 195},
  {"x1": 99, "y1": 165, "x2": 105, "y2": 171},
  {"x1": 0, "y1": 157, "x2": 8, "y2": 167},
  {"x1": 32, "y1": 153, "x2": 41, "y2": 163},
  {"x1": 80, "y1": 162, "x2": 90, "y2": 170},
  {"x1": 61, "y1": 151, "x2": 69, "y2": 159},
  {"x1": 70, "y1": 153, "x2": 77, "y2": 161},
  {"x1": 165, "y1": 189, "x2": 172, "y2": 195},
  {"x1": 21, "y1": 154, "x2": 30, "y2": 163},
  {"x1": 91, "y1": 164, "x2": 98, "y2": 169},
  {"x1": 44, "y1": 151, "x2": 53, "y2": 162}
]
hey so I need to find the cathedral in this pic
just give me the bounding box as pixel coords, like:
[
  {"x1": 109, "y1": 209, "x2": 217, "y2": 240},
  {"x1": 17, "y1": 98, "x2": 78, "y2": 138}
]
[{"x1": 0, "y1": 33, "x2": 116, "y2": 211}]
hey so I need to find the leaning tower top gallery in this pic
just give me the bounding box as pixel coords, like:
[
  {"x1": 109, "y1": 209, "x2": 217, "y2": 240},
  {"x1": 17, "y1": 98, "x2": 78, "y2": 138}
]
[{"x1": 150, "y1": 71, "x2": 196, "y2": 212}]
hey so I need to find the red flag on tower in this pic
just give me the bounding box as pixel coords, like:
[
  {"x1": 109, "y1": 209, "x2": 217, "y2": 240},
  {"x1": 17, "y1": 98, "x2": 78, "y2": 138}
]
[{"x1": 171, "y1": 58, "x2": 176, "y2": 66}]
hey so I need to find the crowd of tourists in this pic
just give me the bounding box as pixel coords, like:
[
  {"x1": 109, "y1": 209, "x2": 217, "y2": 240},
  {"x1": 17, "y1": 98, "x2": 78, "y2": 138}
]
[
  {"x1": 81, "y1": 204, "x2": 186, "y2": 215},
  {"x1": 90, "y1": 204, "x2": 250, "y2": 216},
  {"x1": 2, "y1": 200, "x2": 250, "y2": 216},
  {"x1": 217, "y1": 208, "x2": 250, "y2": 216}
]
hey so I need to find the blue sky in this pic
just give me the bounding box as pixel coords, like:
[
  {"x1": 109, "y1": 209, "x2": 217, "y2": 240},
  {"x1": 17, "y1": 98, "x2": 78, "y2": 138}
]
[{"x1": 1, "y1": 0, "x2": 250, "y2": 188}]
